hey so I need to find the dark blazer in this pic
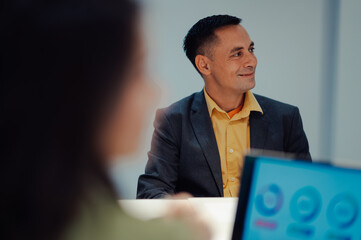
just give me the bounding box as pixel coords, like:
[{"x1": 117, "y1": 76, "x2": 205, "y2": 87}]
[{"x1": 137, "y1": 90, "x2": 311, "y2": 198}]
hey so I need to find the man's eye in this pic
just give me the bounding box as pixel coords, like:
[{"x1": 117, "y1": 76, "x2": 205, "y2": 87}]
[
  {"x1": 249, "y1": 47, "x2": 255, "y2": 53},
  {"x1": 233, "y1": 52, "x2": 242, "y2": 57}
]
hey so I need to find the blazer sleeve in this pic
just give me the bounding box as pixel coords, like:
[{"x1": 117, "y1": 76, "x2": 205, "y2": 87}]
[
  {"x1": 285, "y1": 107, "x2": 312, "y2": 161},
  {"x1": 137, "y1": 109, "x2": 180, "y2": 199}
]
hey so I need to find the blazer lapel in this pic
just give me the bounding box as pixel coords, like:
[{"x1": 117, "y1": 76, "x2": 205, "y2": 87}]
[
  {"x1": 190, "y1": 91, "x2": 223, "y2": 196},
  {"x1": 250, "y1": 111, "x2": 270, "y2": 152}
]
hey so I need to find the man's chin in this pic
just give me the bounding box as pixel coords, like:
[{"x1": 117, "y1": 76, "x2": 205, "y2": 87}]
[
  {"x1": 235, "y1": 78, "x2": 256, "y2": 93},
  {"x1": 250, "y1": 79, "x2": 256, "y2": 90}
]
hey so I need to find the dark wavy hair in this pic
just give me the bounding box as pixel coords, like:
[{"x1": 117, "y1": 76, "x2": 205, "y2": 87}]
[
  {"x1": 183, "y1": 15, "x2": 241, "y2": 74},
  {"x1": 0, "y1": 0, "x2": 138, "y2": 239}
]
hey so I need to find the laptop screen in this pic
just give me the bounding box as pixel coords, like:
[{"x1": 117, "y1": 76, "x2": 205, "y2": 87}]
[{"x1": 232, "y1": 156, "x2": 361, "y2": 240}]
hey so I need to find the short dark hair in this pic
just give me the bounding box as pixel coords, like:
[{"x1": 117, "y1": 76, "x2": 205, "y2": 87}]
[{"x1": 183, "y1": 15, "x2": 241, "y2": 74}]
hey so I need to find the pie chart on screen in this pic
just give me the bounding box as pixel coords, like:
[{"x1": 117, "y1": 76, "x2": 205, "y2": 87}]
[{"x1": 255, "y1": 184, "x2": 283, "y2": 217}]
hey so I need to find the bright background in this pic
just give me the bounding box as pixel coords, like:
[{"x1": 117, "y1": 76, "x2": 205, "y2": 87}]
[{"x1": 110, "y1": 0, "x2": 361, "y2": 199}]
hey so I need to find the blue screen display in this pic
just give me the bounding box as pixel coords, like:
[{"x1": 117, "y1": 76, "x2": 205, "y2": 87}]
[{"x1": 242, "y1": 157, "x2": 361, "y2": 240}]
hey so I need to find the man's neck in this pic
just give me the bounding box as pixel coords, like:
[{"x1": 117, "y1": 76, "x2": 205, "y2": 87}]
[{"x1": 205, "y1": 86, "x2": 245, "y2": 112}]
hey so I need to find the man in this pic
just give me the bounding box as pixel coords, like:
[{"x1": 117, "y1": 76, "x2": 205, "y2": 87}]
[{"x1": 137, "y1": 15, "x2": 311, "y2": 198}]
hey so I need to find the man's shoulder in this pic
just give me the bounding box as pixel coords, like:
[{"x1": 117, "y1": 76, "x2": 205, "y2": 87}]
[
  {"x1": 157, "y1": 91, "x2": 202, "y2": 116},
  {"x1": 156, "y1": 91, "x2": 301, "y2": 119},
  {"x1": 253, "y1": 93, "x2": 299, "y2": 115}
]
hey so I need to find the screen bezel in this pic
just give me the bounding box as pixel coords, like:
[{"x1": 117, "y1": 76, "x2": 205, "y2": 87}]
[{"x1": 231, "y1": 155, "x2": 257, "y2": 240}]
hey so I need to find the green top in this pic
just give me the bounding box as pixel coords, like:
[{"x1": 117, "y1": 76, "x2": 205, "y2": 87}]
[{"x1": 61, "y1": 186, "x2": 198, "y2": 240}]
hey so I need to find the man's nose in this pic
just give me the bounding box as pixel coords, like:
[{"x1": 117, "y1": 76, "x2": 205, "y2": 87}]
[{"x1": 244, "y1": 53, "x2": 257, "y2": 69}]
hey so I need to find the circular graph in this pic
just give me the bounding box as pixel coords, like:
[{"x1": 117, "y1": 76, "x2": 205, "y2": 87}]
[
  {"x1": 255, "y1": 184, "x2": 283, "y2": 216},
  {"x1": 290, "y1": 186, "x2": 321, "y2": 223},
  {"x1": 327, "y1": 194, "x2": 358, "y2": 229}
]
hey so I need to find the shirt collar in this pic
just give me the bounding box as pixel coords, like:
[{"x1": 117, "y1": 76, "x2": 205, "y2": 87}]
[{"x1": 204, "y1": 88, "x2": 263, "y2": 119}]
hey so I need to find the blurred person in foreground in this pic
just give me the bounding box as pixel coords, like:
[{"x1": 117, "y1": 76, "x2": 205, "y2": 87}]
[
  {"x1": 0, "y1": 0, "x2": 208, "y2": 240},
  {"x1": 138, "y1": 15, "x2": 311, "y2": 199}
]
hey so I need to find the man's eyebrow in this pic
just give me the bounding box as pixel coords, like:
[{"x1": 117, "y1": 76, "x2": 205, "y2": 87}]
[
  {"x1": 229, "y1": 46, "x2": 243, "y2": 54},
  {"x1": 229, "y1": 42, "x2": 255, "y2": 54}
]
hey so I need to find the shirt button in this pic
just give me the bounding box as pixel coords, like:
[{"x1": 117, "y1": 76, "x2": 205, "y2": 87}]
[
  {"x1": 229, "y1": 148, "x2": 234, "y2": 153},
  {"x1": 230, "y1": 177, "x2": 235, "y2": 182}
]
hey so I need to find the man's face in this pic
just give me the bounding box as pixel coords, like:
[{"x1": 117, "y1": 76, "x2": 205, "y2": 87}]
[{"x1": 207, "y1": 24, "x2": 257, "y2": 94}]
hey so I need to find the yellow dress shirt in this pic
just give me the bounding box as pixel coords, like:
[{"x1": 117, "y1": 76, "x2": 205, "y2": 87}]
[{"x1": 204, "y1": 89, "x2": 263, "y2": 197}]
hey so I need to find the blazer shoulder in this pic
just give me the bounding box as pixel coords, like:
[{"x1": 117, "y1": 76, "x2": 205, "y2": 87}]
[
  {"x1": 253, "y1": 93, "x2": 299, "y2": 115},
  {"x1": 157, "y1": 91, "x2": 201, "y2": 117}
]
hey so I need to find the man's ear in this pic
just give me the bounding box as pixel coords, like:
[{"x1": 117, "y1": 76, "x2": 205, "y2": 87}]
[{"x1": 195, "y1": 55, "x2": 211, "y2": 76}]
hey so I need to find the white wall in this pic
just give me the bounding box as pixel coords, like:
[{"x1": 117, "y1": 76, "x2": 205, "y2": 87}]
[
  {"x1": 334, "y1": 0, "x2": 361, "y2": 163},
  {"x1": 110, "y1": 0, "x2": 360, "y2": 198}
]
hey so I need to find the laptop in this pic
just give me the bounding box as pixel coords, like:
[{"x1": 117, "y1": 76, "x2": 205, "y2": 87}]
[{"x1": 232, "y1": 155, "x2": 361, "y2": 240}]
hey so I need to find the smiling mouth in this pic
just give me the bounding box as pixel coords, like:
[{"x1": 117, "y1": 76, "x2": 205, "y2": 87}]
[{"x1": 239, "y1": 72, "x2": 255, "y2": 77}]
